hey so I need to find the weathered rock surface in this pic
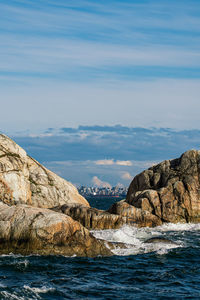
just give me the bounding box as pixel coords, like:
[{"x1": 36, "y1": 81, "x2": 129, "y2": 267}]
[
  {"x1": 0, "y1": 134, "x2": 89, "y2": 208},
  {"x1": 118, "y1": 150, "x2": 200, "y2": 226},
  {"x1": 52, "y1": 204, "x2": 135, "y2": 229},
  {"x1": 107, "y1": 200, "x2": 162, "y2": 227},
  {"x1": 0, "y1": 202, "x2": 111, "y2": 256},
  {"x1": 1, "y1": 135, "x2": 200, "y2": 256}
]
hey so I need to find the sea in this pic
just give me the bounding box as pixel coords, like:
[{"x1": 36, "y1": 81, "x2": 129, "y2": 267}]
[{"x1": 0, "y1": 197, "x2": 200, "y2": 300}]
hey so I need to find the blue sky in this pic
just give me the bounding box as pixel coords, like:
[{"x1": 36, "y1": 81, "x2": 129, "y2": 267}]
[
  {"x1": 12, "y1": 126, "x2": 200, "y2": 187},
  {"x1": 1, "y1": 0, "x2": 200, "y2": 132}
]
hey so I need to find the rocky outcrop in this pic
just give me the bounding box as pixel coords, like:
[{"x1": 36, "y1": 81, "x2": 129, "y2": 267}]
[
  {"x1": 52, "y1": 204, "x2": 134, "y2": 229},
  {"x1": 107, "y1": 200, "x2": 162, "y2": 227},
  {"x1": 119, "y1": 150, "x2": 200, "y2": 226},
  {"x1": 0, "y1": 134, "x2": 115, "y2": 257},
  {"x1": 0, "y1": 134, "x2": 89, "y2": 208},
  {"x1": 0, "y1": 202, "x2": 111, "y2": 256},
  {"x1": 1, "y1": 135, "x2": 200, "y2": 256}
]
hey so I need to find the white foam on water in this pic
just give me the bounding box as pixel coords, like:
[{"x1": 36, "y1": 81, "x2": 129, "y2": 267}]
[
  {"x1": 0, "y1": 254, "x2": 24, "y2": 258},
  {"x1": 153, "y1": 222, "x2": 200, "y2": 232},
  {"x1": 24, "y1": 285, "x2": 55, "y2": 294},
  {"x1": 91, "y1": 222, "x2": 195, "y2": 256}
]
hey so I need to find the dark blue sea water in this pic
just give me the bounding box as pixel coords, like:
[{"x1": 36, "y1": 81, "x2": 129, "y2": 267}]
[{"x1": 0, "y1": 198, "x2": 200, "y2": 299}]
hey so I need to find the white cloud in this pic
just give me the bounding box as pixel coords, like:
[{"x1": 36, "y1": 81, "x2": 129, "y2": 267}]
[
  {"x1": 95, "y1": 159, "x2": 114, "y2": 165},
  {"x1": 121, "y1": 172, "x2": 132, "y2": 181},
  {"x1": 92, "y1": 176, "x2": 111, "y2": 188},
  {"x1": 95, "y1": 159, "x2": 132, "y2": 166},
  {"x1": 116, "y1": 160, "x2": 132, "y2": 166}
]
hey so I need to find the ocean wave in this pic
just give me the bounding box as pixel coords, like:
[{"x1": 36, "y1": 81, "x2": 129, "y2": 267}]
[
  {"x1": 0, "y1": 291, "x2": 25, "y2": 300},
  {"x1": 24, "y1": 285, "x2": 55, "y2": 295},
  {"x1": 91, "y1": 222, "x2": 198, "y2": 256}
]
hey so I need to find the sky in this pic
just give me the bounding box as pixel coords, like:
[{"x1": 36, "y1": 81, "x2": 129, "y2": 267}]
[
  {"x1": 1, "y1": 0, "x2": 200, "y2": 132},
  {"x1": 13, "y1": 126, "x2": 200, "y2": 187},
  {"x1": 1, "y1": 1, "x2": 200, "y2": 187}
]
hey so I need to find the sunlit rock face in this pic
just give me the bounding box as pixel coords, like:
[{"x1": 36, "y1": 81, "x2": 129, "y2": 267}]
[
  {"x1": 0, "y1": 135, "x2": 114, "y2": 257},
  {"x1": 0, "y1": 134, "x2": 89, "y2": 208},
  {"x1": 124, "y1": 150, "x2": 200, "y2": 226},
  {"x1": 0, "y1": 202, "x2": 110, "y2": 257}
]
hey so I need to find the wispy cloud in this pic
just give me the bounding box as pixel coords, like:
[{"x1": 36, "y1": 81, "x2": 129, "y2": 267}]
[
  {"x1": 1, "y1": 34, "x2": 200, "y2": 78},
  {"x1": 0, "y1": 0, "x2": 200, "y2": 131},
  {"x1": 116, "y1": 160, "x2": 132, "y2": 166},
  {"x1": 0, "y1": 0, "x2": 200, "y2": 82}
]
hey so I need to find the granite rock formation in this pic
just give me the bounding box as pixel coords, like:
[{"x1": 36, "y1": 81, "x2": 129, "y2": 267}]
[
  {"x1": 1, "y1": 134, "x2": 200, "y2": 257},
  {"x1": 0, "y1": 134, "x2": 89, "y2": 208},
  {"x1": 0, "y1": 134, "x2": 106, "y2": 257},
  {"x1": 52, "y1": 204, "x2": 135, "y2": 229},
  {"x1": 0, "y1": 202, "x2": 111, "y2": 256},
  {"x1": 109, "y1": 150, "x2": 200, "y2": 227},
  {"x1": 107, "y1": 199, "x2": 162, "y2": 227}
]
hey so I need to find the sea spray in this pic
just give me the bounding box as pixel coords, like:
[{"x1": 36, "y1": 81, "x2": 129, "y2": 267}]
[{"x1": 91, "y1": 223, "x2": 198, "y2": 256}]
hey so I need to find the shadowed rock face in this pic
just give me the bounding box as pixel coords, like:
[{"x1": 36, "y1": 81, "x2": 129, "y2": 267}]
[
  {"x1": 0, "y1": 134, "x2": 89, "y2": 208},
  {"x1": 107, "y1": 200, "x2": 162, "y2": 227},
  {"x1": 122, "y1": 150, "x2": 200, "y2": 226},
  {"x1": 0, "y1": 202, "x2": 111, "y2": 257},
  {"x1": 52, "y1": 204, "x2": 135, "y2": 230}
]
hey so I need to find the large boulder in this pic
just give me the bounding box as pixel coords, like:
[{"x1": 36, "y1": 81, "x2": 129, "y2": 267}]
[
  {"x1": 121, "y1": 150, "x2": 200, "y2": 226},
  {"x1": 0, "y1": 202, "x2": 111, "y2": 256},
  {"x1": 0, "y1": 134, "x2": 89, "y2": 208}
]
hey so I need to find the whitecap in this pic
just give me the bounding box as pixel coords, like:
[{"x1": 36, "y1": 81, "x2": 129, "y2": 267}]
[
  {"x1": 24, "y1": 285, "x2": 55, "y2": 294},
  {"x1": 153, "y1": 222, "x2": 200, "y2": 232},
  {"x1": 91, "y1": 223, "x2": 186, "y2": 256}
]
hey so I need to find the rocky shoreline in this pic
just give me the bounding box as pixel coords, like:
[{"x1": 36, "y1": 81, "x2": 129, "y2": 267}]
[{"x1": 0, "y1": 134, "x2": 200, "y2": 257}]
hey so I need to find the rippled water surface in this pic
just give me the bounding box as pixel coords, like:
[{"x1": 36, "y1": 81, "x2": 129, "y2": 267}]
[{"x1": 0, "y1": 198, "x2": 200, "y2": 299}]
